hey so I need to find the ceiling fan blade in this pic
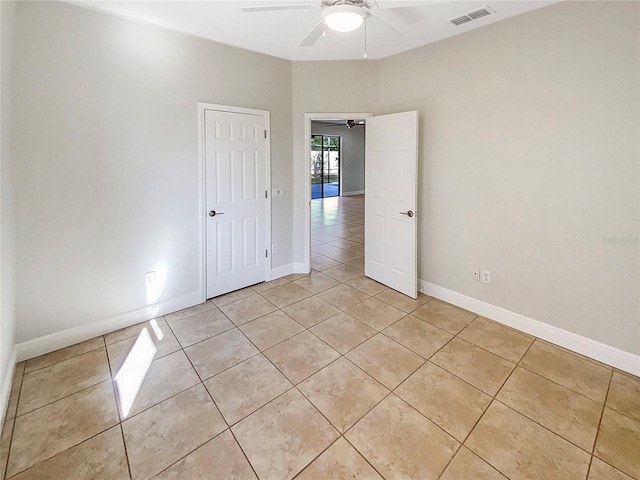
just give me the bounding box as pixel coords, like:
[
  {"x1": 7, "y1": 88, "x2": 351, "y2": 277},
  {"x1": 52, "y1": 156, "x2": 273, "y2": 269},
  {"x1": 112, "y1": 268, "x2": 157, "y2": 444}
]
[
  {"x1": 241, "y1": 4, "x2": 316, "y2": 13},
  {"x1": 374, "y1": 1, "x2": 451, "y2": 8},
  {"x1": 364, "y1": 8, "x2": 403, "y2": 35},
  {"x1": 298, "y1": 20, "x2": 325, "y2": 47}
]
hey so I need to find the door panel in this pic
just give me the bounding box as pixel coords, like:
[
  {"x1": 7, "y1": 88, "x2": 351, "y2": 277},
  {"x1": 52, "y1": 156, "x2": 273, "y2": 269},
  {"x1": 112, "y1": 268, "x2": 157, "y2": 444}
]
[
  {"x1": 242, "y1": 152, "x2": 258, "y2": 201},
  {"x1": 364, "y1": 111, "x2": 419, "y2": 298},
  {"x1": 216, "y1": 151, "x2": 233, "y2": 204},
  {"x1": 242, "y1": 216, "x2": 258, "y2": 268},
  {"x1": 216, "y1": 220, "x2": 233, "y2": 275},
  {"x1": 369, "y1": 213, "x2": 385, "y2": 265},
  {"x1": 205, "y1": 109, "x2": 267, "y2": 298}
]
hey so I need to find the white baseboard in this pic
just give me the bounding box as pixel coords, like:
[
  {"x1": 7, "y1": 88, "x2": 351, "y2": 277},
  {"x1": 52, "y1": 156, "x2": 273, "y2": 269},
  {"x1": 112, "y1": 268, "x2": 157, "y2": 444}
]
[
  {"x1": 342, "y1": 190, "x2": 364, "y2": 196},
  {"x1": 16, "y1": 290, "x2": 203, "y2": 362},
  {"x1": 270, "y1": 263, "x2": 311, "y2": 280},
  {"x1": 1, "y1": 347, "x2": 17, "y2": 426},
  {"x1": 418, "y1": 279, "x2": 640, "y2": 376},
  {"x1": 270, "y1": 263, "x2": 294, "y2": 280},
  {"x1": 292, "y1": 263, "x2": 309, "y2": 274}
]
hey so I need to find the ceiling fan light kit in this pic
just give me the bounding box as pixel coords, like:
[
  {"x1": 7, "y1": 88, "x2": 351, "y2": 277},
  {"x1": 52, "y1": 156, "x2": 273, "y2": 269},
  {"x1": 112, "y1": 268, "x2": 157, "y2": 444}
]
[{"x1": 322, "y1": 5, "x2": 365, "y2": 32}]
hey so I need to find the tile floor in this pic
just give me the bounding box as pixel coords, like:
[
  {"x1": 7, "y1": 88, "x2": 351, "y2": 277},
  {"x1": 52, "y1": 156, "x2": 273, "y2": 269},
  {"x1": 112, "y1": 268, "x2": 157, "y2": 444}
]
[{"x1": 1, "y1": 195, "x2": 640, "y2": 480}]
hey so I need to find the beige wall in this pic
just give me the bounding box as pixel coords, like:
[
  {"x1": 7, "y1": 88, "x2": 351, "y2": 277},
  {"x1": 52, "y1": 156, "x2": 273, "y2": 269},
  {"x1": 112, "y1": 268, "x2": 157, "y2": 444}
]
[
  {"x1": 9, "y1": 1, "x2": 293, "y2": 342},
  {"x1": 1, "y1": 0, "x2": 17, "y2": 417},
  {"x1": 376, "y1": 1, "x2": 639, "y2": 353}
]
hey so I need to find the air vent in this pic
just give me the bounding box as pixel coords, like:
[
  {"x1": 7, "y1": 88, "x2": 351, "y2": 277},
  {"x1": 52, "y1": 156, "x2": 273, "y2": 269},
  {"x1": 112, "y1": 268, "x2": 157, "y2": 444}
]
[
  {"x1": 468, "y1": 8, "x2": 492, "y2": 19},
  {"x1": 449, "y1": 5, "x2": 495, "y2": 26},
  {"x1": 451, "y1": 15, "x2": 472, "y2": 26}
]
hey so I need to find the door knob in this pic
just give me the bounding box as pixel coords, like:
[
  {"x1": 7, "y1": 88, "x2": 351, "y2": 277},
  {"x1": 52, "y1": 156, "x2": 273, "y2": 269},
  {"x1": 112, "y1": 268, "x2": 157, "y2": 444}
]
[
  {"x1": 399, "y1": 210, "x2": 414, "y2": 218},
  {"x1": 209, "y1": 210, "x2": 224, "y2": 217}
]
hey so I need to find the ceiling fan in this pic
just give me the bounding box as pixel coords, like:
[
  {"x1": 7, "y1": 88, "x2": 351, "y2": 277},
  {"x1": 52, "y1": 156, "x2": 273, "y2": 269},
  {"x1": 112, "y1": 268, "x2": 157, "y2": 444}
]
[
  {"x1": 319, "y1": 119, "x2": 366, "y2": 129},
  {"x1": 242, "y1": 0, "x2": 407, "y2": 48}
]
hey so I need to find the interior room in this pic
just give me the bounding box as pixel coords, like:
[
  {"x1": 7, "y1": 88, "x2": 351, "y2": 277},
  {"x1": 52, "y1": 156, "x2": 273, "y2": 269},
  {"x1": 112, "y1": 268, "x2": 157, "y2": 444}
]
[
  {"x1": 0, "y1": 1, "x2": 638, "y2": 479},
  {"x1": 310, "y1": 119, "x2": 366, "y2": 199}
]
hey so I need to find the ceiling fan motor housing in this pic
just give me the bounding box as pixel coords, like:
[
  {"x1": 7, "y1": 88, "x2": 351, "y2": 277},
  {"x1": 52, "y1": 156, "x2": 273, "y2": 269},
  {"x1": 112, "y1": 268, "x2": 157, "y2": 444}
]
[{"x1": 323, "y1": 0, "x2": 375, "y2": 8}]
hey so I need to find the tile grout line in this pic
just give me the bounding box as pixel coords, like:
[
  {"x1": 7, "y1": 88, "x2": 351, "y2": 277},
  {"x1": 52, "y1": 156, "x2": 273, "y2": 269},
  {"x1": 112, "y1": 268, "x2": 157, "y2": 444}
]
[
  {"x1": 180, "y1": 339, "x2": 233, "y2": 471},
  {"x1": 310, "y1": 201, "x2": 456, "y2": 477},
  {"x1": 515, "y1": 346, "x2": 612, "y2": 405},
  {"x1": 8, "y1": 372, "x2": 112, "y2": 422},
  {"x1": 290, "y1": 436, "x2": 344, "y2": 480},
  {"x1": 2, "y1": 364, "x2": 25, "y2": 480},
  {"x1": 493, "y1": 397, "x2": 598, "y2": 461},
  {"x1": 227, "y1": 427, "x2": 261, "y2": 480},
  {"x1": 300, "y1": 212, "x2": 396, "y2": 478},
  {"x1": 436, "y1": 331, "x2": 539, "y2": 480},
  {"x1": 309, "y1": 200, "x2": 473, "y2": 478},
  {"x1": 114, "y1": 357, "x2": 204, "y2": 421},
  {"x1": 207, "y1": 316, "x2": 337, "y2": 479},
  {"x1": 340, "y1": 434, "x2": 388, "y2": 480},
  {"x1": 495, "y1": 365, "x2": 606, "y2": 455},
  {"x1": 453, "y1": 318, "x2": 533, "y2": 361},
  {"x1": 330, "y1": 353, "x2": 463, "y2": 478},
  {"x1": 586, "y1": 368, "x2": 615, "y2": 480},
  {"x1": 596, "y1": 401, "x2": 640, "y2": 424},
  {"x1": 461, "y1": 337, "x2": 594, "y2": 479},
  {"x1": 103, "y1": 335, "x2": 134, "y2": 480},
  {"x1": 22, "y1": 342, "x2": 105, "y2": 375},
  {"x1": 7, "y1": 336, "x2": 131, "y2": 479},
  {"x1": 4, "y1": 425, "x2": 122, "y2": 479},
  {"x1": 150, "y1": 317, "x2": 262, "y2": 479},
  {"x1": 197, "y1": 260, "x2": 395, "y2": 479}
]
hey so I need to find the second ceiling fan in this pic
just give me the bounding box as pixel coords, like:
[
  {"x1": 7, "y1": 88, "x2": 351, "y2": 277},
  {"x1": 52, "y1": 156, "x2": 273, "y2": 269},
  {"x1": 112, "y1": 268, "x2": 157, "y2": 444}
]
[{"x1": 319, "y1": 119, "x2": 366, "y2": 129}]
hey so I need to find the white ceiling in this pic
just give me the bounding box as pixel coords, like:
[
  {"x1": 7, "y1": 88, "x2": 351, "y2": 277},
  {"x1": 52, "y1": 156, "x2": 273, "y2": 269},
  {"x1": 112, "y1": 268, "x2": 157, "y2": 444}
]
[{"x1": 69, "y1": 0, "x2": 557, "y2": 61}]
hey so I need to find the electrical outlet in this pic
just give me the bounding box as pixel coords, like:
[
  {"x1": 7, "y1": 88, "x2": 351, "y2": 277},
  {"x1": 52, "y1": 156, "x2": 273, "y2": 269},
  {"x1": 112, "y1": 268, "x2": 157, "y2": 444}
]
[
  {"x1": 272, "y1": 243, "x2": 278, "y2": 254},
  {"x1": 145, "y1": 271, "x2": 155, "y2": 285},
  {"x1": 481, "y1": 270, "x2": 491, "y2": 284},
  {"x1": 473, "y1": 269, "x2": 480, "y2": 281}
]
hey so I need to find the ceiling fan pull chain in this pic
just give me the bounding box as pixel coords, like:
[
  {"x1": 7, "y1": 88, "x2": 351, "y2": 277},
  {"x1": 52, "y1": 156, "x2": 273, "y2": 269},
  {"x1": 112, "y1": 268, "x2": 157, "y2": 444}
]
[{"x1": 363, "y1": 15, "x2": 368, "y2": 58}]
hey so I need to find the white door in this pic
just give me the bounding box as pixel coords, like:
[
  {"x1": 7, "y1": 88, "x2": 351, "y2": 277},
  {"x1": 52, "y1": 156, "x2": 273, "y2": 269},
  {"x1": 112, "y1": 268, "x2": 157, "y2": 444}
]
[
  {"x1": 365, "y1": 111, "x2": 419, "y2": 298},
  {"x1": 205, "y1": 109, "x2": 268, "y2": 298}
]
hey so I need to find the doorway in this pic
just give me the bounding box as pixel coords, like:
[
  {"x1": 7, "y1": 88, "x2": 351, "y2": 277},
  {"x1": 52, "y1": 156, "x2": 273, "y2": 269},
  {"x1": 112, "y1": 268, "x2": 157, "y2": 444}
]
[
  {"x1": 311, "y1": 134, "x2": 340, "y2": 199},
  {"x1": 303, "y1": 113, "x2": 372, "y2": 273},
  {"x1": 302, "y1": 111, "x2": 419, "y2": 298}
]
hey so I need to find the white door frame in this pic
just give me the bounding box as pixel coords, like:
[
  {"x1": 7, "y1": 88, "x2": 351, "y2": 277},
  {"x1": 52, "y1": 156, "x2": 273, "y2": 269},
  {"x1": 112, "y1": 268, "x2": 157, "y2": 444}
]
[
  {"x1": 303, "y1": 112, "x2": 372, "y2": 273},
  {"x1": 199, "y1": 103, "x2": 272, "y2": 302}
]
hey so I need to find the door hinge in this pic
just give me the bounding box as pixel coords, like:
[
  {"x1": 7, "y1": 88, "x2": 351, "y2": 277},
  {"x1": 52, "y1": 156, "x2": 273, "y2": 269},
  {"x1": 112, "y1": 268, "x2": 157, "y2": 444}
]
[
  {"x1": 265, "y1": 249, "x2": 268, "y2": 258},
  {"x1": 265, "y1": 190, "x2": 268, "y2": 199},
  {"x1": 264, "y1": 130, "x2": 267, "y2": 139}
]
